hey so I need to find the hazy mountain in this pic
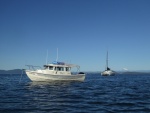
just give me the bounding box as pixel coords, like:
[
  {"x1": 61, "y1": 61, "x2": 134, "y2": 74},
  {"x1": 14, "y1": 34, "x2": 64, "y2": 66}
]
[
  {"x1": 0, "y1": 69, "x2": 150, "y2": 75},
  {"x1": 0, "y1": 69, "x2": 23, "y2": 74}
]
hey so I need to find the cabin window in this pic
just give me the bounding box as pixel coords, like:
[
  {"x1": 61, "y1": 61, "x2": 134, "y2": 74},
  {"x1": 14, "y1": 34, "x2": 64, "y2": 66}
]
[
  {"x1": 44, "y1": 66, "x2": 48, "y2": 69},
  {"x1": 54, "y1": 67, "x2": 64, "y2": 71},
  {"x1": 66, "y1": 67, "x2": 70, "y2": 71},
  {"x1": 49, "y1": 66, "x2": 53, "y2": 70},
  {"x1": 60, "y1": 67, "x2": 64, "y2": 71}
]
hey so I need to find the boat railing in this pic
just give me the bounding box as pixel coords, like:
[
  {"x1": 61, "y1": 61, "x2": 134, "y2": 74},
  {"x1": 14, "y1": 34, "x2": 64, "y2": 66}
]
[
  {"x1": 25, "y1": 65, "x2": 42, "y2": 71},
  {"x1": 70, "y1": 65, "x2": 80, "y2": 74}
]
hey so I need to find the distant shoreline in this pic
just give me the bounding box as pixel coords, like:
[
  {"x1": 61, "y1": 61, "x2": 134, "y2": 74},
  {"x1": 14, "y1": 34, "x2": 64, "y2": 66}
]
[
  {"x1": 0, "y1": 69, "x2": 150, "y2": 75},
  {"x1": 0, "y1": 69, "x2": 23, "y2": 74}
]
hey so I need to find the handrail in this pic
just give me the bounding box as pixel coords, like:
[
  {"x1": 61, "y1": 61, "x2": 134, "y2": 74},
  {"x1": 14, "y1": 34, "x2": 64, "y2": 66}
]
[{"x1": 25, "y1": 65, "x2": 42, "y2": 71}]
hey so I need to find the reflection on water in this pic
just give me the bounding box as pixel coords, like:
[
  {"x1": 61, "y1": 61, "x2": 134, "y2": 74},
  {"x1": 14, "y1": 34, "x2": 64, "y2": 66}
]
[{"x1": 27, "y1": 80, "x2": 81, "y2": 87}]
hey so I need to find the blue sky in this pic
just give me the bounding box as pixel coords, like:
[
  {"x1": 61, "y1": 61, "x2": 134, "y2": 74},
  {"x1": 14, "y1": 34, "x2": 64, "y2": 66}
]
[{"x1": 0, "y1": 0, "x2": 150, "y2": 71}]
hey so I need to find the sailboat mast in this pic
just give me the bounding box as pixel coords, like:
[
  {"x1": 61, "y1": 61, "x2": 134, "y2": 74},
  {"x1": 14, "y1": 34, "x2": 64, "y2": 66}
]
[{"x1": 106, "y1": 51, "x2": 108, "y2": 69}]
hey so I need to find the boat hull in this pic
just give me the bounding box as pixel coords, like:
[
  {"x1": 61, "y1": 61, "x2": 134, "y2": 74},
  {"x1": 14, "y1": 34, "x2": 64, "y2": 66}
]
[
  {"x1": 101, "y1": 70, "x2": 115, "y2": 76},
  {"x1": 25, "y1": 71, "x2": 85, "y2": 81}
]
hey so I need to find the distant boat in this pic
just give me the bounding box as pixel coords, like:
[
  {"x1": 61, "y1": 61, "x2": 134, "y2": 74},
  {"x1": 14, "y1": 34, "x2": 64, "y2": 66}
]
[
  {"x1": 25, "y1": 61, "x2": 85, "y2": 81},
  {"x1": 101, "y1": 51, "x2": 115, "y2": 76}
]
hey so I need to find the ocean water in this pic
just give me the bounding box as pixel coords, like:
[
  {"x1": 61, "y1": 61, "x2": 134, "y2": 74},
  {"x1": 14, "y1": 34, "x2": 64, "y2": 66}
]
[{"x1": 0, "y1": 73, "x2": 150, "y2": 113}]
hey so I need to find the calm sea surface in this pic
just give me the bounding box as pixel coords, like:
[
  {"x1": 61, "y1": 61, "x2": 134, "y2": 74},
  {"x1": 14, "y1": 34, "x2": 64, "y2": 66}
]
[{"x1": 0, "y1": 73, "x2": 150, "y2": 113}]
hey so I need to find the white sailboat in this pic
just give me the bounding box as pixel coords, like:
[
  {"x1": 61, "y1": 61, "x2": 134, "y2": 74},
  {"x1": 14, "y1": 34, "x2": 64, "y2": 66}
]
[{"x1": 101, "y1": 51, "x2": 115, "y2": 76}]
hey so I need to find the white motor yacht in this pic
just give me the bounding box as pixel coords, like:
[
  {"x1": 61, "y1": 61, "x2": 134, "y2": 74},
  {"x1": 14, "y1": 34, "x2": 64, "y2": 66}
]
[{"x1": 25, "y1": 61, "x2": 85, "y2": 81}]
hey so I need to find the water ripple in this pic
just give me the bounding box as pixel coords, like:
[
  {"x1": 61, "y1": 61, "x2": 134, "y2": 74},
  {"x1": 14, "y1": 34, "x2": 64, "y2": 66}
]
[{"x1": 0, "y1": 74, "x2": 150, "y2": 112}]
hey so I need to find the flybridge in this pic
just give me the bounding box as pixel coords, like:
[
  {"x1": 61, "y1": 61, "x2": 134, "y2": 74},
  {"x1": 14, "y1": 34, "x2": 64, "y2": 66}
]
[
  {"x1": 45, "y1": 61, "x2": 80, "y2": 68},
  {"x1": 52, "y1": 61, "x2": 65, "y2": 65}
]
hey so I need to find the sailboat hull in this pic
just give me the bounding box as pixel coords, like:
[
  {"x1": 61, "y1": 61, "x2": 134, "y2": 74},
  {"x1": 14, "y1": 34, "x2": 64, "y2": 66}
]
[{"x1": 101, "y1": 70, "x2": 115, "y2": 76}]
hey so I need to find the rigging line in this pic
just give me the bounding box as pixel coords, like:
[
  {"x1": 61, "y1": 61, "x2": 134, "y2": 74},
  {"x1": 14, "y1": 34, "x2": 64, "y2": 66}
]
[{"x1": 19, "y1": 69, "x2": 24, "y2": 84}]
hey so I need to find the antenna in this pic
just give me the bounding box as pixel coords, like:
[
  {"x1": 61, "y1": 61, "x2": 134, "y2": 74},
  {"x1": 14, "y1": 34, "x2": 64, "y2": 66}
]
[
  {"x1": 56, "y1": 48, "x2": 58, "y2": 61},
  {"x1": 46, "y1": 50, "x2": 48, "y2": 64}
]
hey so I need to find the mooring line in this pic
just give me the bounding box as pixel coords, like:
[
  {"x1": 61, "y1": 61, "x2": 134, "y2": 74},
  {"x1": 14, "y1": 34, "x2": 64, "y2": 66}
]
[{"x1": 19, "y1": 69, "x2": 24, "y2": 84}]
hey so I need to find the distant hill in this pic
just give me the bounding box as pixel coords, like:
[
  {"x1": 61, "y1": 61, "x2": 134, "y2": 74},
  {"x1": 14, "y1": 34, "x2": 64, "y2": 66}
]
[
  {"x1": 0, "y1": 69, "x2": 150, "y2": 75},
  {"x1": 118, "y1": 71, "x2": 150, "y2": 75},
  {"x1": 0, "y1": 69, "x2": 23, "y2": 74}
]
